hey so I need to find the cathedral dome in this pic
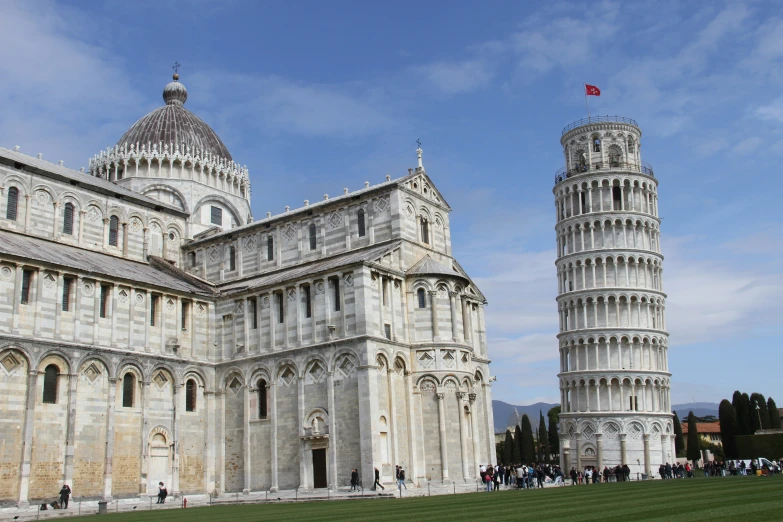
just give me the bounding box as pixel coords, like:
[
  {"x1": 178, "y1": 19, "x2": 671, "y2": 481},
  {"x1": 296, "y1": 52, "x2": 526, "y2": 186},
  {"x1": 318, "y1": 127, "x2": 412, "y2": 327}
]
[{"x1": 116, "y1": 74, "x2": 232, "y2": 161}]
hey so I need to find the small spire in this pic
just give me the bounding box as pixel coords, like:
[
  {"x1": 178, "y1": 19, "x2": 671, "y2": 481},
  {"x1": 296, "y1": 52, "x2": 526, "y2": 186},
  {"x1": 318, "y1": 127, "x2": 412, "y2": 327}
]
[
  {"x1": 172, "y1": 61, "x2": 180, "y2": 81},
  {"x1": 416, "y1": 139, "x2": 423, "y2": 170}
]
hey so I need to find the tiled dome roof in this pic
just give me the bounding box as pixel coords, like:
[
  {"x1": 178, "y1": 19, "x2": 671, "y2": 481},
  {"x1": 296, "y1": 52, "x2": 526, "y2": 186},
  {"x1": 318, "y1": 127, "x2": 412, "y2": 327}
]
[{"x1": 116, "y1": 75, "x2": 232, "y2": 161}]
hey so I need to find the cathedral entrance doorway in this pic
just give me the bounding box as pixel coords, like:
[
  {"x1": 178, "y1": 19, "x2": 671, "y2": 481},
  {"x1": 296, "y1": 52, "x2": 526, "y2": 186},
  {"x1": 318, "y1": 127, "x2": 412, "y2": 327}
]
[
  {"x1": 147, "y1": 428, "x2": 172, "y2": 494},
  {"x1": 312, "y1": 449, "x2": 327, "y2": 488}
]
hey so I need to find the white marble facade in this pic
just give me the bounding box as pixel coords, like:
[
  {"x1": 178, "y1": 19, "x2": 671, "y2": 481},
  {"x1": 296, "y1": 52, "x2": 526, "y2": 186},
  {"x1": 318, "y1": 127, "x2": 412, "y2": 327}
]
[
  {"x1": 554, "y1": 116, "x2": 674, "y2": 476},
  {"x1": 0, "y1": 76, "x2": 494, "y2": 506}
]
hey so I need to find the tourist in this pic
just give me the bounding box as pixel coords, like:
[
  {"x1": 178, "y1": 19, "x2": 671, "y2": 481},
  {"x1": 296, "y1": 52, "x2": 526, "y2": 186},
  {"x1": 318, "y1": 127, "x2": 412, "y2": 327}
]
[
  {"x1": 493, "y1": 465, "x2": 500, "y2": 491},
  {"x1": 398, "y1": 468, "x2": 407, "y2": 489},
  {"x1": 517, "y1": 464, "x2": 525, "y2": 488},
  {"x1": 622, "y1": 464, "x2": 631, "y2": 481},
  {"x1": 570, "y1": 467, "x2": 577, "y2": 485},
  {"x1": 658, "y1": 464, "x2": 666, "y2": 479},
  {"x1": 584, "y1": 467, "x2": 592, "y2": 484},
  {"x1": 350, "y1": 468, "x2": 358, "y2": 491},
  {"x1": 665, "y1": 462, "x2": 672, "y2": 479},
  {"x1": 485, "y1": 465, "x2": 494, "y2": 492},
  {"x1": 58, "y1": 484, "x2": 71, "y2": 509},
  {"x1": 156, "y1": 482, "x2": 167, "y2": 504},
  {"x1": 373, "y1": 467, "x2": 384, "y2": 490}
]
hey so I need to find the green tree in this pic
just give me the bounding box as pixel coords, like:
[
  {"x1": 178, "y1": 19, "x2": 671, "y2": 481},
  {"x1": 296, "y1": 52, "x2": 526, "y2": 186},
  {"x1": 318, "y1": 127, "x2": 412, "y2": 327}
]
[
  {"x1": 503, "y1": 430, "x2": 513, "y2": 466},
  {"x1": 673, "y1": 412, "x2": 685, "y2": 456},
  {"x1": 686, "y1": 411, "x2": 701, "y2": 464},
  {"x1": 718, "y1": 399, "x2": 738, "y2": 459},
  {"x1": 514, "y1": 424, "x2": 523, "y2": 465},
  {"x1": 520, "y1": 414, "x2": 536, "y2": 463},
  {"x1": 732, "y1": 391, "x2": 746, "y2": 435},
  {"x1": 547, "y1": 406, "x2": 560, "y2": 459},
  {"x1": 741, "y1": 393, "x2": 753, "y2": 433},
  {"x1": 495, "y1": 440, "x2": 504, "y2": 464},
  {"x1": 768, "y1": 397, "x2": 781, "y2": 429},
  {"x1": 538, "y1": 410, "x2": 550, "y2": 463},
  {"x1": 750, "y1": 393, "x2": 770, "y2": 431}
]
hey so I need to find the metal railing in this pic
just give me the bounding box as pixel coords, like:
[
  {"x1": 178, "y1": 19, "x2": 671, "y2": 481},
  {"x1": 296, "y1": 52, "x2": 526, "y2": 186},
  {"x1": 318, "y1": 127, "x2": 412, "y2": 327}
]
[
  {"x1": 555, "y1": 161, "x2": 654, "y2": 186},
  {"x1": 562, "y1": 116, "x2": 639, "y2": 136}
]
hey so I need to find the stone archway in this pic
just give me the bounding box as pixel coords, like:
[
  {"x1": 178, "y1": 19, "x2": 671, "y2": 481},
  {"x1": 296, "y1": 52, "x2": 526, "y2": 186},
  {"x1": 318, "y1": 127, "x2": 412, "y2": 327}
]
[{"x1": 147, "y1": 427, "x2": 172, "y2": 494}]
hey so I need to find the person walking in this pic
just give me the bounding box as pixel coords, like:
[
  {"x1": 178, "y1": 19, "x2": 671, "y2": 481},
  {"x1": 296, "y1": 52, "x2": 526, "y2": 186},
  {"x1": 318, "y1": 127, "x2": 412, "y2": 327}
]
[
  {"x1": 350, "y1": 468, "x2": 359, "y2": 491},
  {"x1": 570, "y1": 467, "x2": 577, "y2": 485},
  {"x1": 485, "y1": 465, "x2": 494, "y2": 492},
  {"x1": 398, "y1": 468, "x2": 407, "y2": 489},
  {"x1": 373, "y1": 467, "x2": 384, "y2": 491},
  {"x1": 156, "y1": 482, "x2": 167, "y2": 504},
  {"x1": 58, "y1": 484, "x2": 71, "y2": 509}
]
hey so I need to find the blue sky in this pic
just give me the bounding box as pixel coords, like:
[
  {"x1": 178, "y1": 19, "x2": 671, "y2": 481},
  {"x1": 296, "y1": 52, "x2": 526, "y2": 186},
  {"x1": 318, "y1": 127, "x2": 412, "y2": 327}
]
[{"x1": 1, "y1": 0, "x2": 781, "y2": 406}]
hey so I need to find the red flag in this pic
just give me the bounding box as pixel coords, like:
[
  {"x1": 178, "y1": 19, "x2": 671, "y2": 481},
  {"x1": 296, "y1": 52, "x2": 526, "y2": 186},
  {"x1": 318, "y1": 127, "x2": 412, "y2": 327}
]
[{"x1": 585, "y1": 84, "x2": 601, "y2": 96}]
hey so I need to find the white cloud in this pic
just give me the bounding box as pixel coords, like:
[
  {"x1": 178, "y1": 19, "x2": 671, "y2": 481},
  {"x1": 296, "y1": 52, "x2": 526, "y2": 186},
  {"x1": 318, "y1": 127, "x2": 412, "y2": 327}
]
[
  {"x1": 732, "y1": 136, "x2": 763, "y2": 154},
  {"x1": 416, "y1": 60, "x2": 494, "y2": 95},
  {"x1": 755, "y1": 97, "x2": 783, "y2": 122}
]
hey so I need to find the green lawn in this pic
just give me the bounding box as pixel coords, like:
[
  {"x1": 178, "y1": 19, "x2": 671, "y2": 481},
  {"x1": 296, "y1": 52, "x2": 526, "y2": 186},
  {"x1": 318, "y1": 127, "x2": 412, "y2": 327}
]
[{"x1": 70, "y1": 476, "x2": 783, "y2": 521}]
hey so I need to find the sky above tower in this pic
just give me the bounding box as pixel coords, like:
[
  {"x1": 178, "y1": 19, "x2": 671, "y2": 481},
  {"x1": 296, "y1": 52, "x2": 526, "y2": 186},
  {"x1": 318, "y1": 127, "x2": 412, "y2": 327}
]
[{"x1": 1, "y1": 0, "x2": 780, "y2": 406}]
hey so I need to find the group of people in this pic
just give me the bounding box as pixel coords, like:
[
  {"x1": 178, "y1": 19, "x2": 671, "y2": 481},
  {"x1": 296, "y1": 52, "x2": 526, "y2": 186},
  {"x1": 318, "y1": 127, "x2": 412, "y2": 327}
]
[
  {"x1": 658, "y1": 462, "x2": 691, "y2": 479},
  {"x1": 364, "y1": 465, "x2": 408, "y2": 491},
  {"x1": 569, "y1": 464, "x2": 631, "y2": 484},
  {"x1": 479, "y1": 463, "x2": 565, "y2": 490}
]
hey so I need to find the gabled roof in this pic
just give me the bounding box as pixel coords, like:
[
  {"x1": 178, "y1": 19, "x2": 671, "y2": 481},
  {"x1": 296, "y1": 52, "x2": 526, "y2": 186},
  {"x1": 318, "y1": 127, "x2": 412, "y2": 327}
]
[
  {"x1": 681, "y1": 422, "x2": 721, "y2": 434},
  {"x1": 0, "y1": 148, "x2": 187, "y2": 216},
  {"x1": 220, "y1": 241, "x2": 402, "y2": 294},
  {"x1": 407, "y1": 254, "x2": 465, "y2": 280},
  {"x1": 0, "y1": 229, "x2": 213, "y2": 296}
]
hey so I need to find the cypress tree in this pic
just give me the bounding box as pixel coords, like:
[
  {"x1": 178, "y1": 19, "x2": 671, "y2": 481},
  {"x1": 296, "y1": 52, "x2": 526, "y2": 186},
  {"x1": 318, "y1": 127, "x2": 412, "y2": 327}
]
[
  {"x1": 514, "y1": 424, "x2": 523, "y2": 465},
  {"x1": 718, "y1": 399, "x2": 738, "y2": 459},
  {"x1": 547, "y1": 406, "x2": 560, "y2": 457},
  {"x1": 686, "y1": 411, "x2": 701, "y2": 464},
  {"x1": 673, "y1": 412, "x2": 685, "y2": 455},
  {"x1": 538, "y1": 410, "x2": 550, "y2": 463},
  {"x1": 768, "y1": 397, "x2": 781, "y2": 429},
  {"x1": 749, "y1": 393, "x2": 767, "y2": 432},
  {"x1": 520, "y1": 414, "x2": 536, "y2": 464},
  {"x1": 732, "y1": 391, "x2": 749, "y2": 435},
  {"x1": 503, "y1": 430, "x2": 513, "y2": 466},
  {"x1": 741, "y1": 393, "x2": 753, "y2": 434},
  {"x1": 750, "y1": 393, "x2": 770, "y2": 429}
]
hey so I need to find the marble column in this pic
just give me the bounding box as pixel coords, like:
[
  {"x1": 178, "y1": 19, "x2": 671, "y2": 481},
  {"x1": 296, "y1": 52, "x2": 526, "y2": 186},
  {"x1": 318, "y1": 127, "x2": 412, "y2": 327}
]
[
  {"x1": 429, "y1": 291, "x2": 439, "y2": 341},
  {"x1": 62, "y1": 371, "x2": 78, "y2": 486},
  {"x1": 436, "y1": 392, "x2": 450, "y2": 482},
  {"x1": 643, "y1": 434, "x2": 651, "y2": 476},
  {"x1": 18, "y1": 370, "x2": 37, "y2": 507},
  {"x1": 449, "y1": 291, "x2": 459, "y2": 341},
  {"x1": 457, "y1": 393, "x2": 470, "y2": 481},
  {"x1": 243, "y1": 385, "x2": 251, "y2": 493},
  {"x1": 327, "y1": 371, "x2": 338, "y2": 489},
  {"x1": 596, "y1": 433, "x2": 603, "y2": 471},
  {"x1": 103, "y1": 378, "x2": 117, "y2": 500},
  {"x1": 620, "y1": 434, "x2": 628, "y2": 467},
  {"x1": 270, "y1": 382, "x2": 279, "y2": 491}
]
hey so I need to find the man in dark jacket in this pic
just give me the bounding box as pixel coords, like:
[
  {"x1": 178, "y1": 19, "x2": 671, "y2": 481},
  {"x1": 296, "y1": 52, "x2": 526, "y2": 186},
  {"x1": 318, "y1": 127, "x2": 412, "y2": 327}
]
[
  {"x1": 58, "y1": 484, "x2": 71, "y2": 509},
  {"x1": 373, "y1": 467, "x2": 384, "y2": 490},
  {"x1": 350, "y1": 468, "x2": 359, "y2": 491}
]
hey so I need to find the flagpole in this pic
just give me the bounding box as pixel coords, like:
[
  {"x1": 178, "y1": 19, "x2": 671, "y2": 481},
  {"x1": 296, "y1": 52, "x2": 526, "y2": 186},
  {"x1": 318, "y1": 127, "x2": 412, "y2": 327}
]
[{"x1": 584, "y1": 83, "x2": 590, "y2": 120}]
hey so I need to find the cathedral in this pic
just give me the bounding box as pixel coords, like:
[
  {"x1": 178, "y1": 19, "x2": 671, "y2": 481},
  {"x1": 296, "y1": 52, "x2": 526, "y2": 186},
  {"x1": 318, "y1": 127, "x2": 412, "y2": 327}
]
[{"x1": 0, "y1": 74, "x2": 494, "y2": 505}]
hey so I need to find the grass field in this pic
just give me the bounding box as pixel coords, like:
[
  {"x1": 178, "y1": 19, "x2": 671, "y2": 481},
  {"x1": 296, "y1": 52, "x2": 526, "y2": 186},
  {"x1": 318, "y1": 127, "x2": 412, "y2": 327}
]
[{"x1": 69, "y1": 476, "x2": 783, "y2": 521}]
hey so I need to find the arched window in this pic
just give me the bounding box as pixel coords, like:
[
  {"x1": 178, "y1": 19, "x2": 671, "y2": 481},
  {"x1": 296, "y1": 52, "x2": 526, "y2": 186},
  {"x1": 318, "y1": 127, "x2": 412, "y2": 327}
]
[
  {"x1": 592, "y1": 136, "x2": 601, "y2": 153},
  {"x1": 43, "y1": 364, "x2": 59, "y2": 404},
  {"x1": 420, "y1": 217, "x2": 429, "y2": 244},
  {"x1": 417, "y1": 288, "x2": 427, "y2": 308},
  {"x1": 267, "y1": 236, "x2": 274, "y2": 261},
  {"x1": 257, "y1": 379, "x2": 268, "y2": 419},
  {"x1": 122, "y1": 373, "x2": 135, "y2": 407},
  {"x1": 357, "y1": 209, "x2": 366, "y2": 237},
  {"x1": 63, "y1": 202, "x2": 74, "y2": 235},
  {"x1": 188, "y1": 251, "x2": 196, "y2": 267},
  {"x1": 309, "y1": 223, "x2": 317, "y2": 250},
  {"x1": 6, "y1": 187, "x2": 19, "y2": 221},
  {"x1": 108, "y1": 215, "x2": 119, "y2": 246},
  {"x1": 185, "y1": 379, "x2": 197, "y2": 412},
  {"x1": 229, "y1": 245, "x2": 236, "y2": 271},
  {"x1": 608, "y1": 145, "x2": 622, "y2": 166}
]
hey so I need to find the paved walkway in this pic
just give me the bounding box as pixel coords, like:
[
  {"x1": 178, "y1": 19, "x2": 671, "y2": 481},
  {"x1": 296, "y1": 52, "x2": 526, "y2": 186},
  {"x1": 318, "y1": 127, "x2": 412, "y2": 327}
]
[{"x1": 0, "y1": 481, "x2": 568, "y2": 521}]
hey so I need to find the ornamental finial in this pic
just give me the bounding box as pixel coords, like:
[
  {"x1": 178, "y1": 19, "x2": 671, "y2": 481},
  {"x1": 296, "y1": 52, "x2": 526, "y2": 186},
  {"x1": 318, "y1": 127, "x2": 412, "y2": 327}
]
[
  {"x1": 172, "y1": 61, "x2": 180, "y2": 81},
  {"x1": 416, "y1": 139, "x2": 423, "y2": 170}
]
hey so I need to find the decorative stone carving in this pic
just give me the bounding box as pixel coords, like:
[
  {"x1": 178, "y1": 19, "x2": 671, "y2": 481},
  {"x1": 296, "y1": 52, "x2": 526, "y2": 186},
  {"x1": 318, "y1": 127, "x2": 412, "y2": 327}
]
[
  {"x1": 82, "y1": 281, "x2": 94, "y2": 296},
  {"x1": 0, "y1": 266, "x2": 13, "y2": 281},
  {"x1": 328, "y1": 212, "x2": 342, "y2": 229}
]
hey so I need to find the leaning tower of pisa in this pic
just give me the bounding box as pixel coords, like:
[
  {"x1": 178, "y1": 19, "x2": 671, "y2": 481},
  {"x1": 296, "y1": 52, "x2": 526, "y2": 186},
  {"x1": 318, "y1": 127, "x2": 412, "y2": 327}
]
[{"x1": 553, "y1": 116, "x2": 674, "y2": 477}]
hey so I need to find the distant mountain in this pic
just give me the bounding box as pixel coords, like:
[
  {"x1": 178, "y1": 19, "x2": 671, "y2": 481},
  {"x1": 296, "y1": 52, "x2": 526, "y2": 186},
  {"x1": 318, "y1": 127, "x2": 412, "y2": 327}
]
[
  {"x1": 492, "y1": 400, "x2": 721, "y2": 433},
  {"x1": 492, "y1": 400, "x2": 558, "y2": 433},
  {"x1": 672, "y1": 402, "x2": 719, "y2": 420}
]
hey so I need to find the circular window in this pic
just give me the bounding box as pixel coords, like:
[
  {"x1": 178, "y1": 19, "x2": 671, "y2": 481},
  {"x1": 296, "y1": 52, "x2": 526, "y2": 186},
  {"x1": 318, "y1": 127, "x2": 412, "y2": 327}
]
[{"x1": 168, "y1": 232, "x2": 175, "y2": 240}]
